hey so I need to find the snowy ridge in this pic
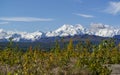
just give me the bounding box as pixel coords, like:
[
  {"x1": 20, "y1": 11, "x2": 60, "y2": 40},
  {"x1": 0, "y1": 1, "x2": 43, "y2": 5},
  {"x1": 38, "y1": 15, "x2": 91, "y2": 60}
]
[
  {"x1": 90, "y1": 23, "x2": 120, "y2": 37},
  {"x1": 46, "y1": 24, "x2": 86, "y2": 37},
  {"x1": 0, "y1": 23, "x2": 120, "y2": 42},
  {"x1": 0, "y1": 30, "x2": 44, "y2": 42}
]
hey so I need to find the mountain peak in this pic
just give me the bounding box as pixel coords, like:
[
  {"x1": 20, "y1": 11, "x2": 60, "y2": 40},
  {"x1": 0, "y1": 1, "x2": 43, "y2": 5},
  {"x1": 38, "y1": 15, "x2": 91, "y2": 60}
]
[
  {"x1": 90, "y1": 23, "x2": 120, "y2": 37},
  {"x1": 56, "y1": 24, "x2": 74, "y2": 32},
  {"x1": 62, "y1": 24, "x2": 73, "y2": 27},
  {"x1": 46, "y1": 24, "x2": 86, "y2": 37}
]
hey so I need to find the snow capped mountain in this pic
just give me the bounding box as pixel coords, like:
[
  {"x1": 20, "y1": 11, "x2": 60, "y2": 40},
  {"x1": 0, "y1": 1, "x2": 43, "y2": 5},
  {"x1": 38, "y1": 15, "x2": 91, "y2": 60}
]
[
  {"x1": 0, "y1": 23, "x2": 120, "y2": 42},
  {"x1": 0, "y1": 30, "x2": 44, "y2": 42},
  {"x1": 0, "y1": 29, "x2": 7, "y2": 39},
  {"x1": 46, "y1": 24, "x2": 86, "y2": 37},
  {"x1": 18, "y1": 31, "x2": 44, "y2": 41},
  {"x1": 90, "y1": 23, "x2": 120, "y2": 37},
  {"x1": 46, "y1": 23, "x2": 120, "y2": 37}
]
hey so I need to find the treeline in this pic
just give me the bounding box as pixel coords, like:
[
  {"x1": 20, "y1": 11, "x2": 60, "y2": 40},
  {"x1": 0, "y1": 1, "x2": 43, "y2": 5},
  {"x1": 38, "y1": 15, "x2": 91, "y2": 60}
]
[{"x1": 0, "y1": 39, "x2": 120, "y2": 75}]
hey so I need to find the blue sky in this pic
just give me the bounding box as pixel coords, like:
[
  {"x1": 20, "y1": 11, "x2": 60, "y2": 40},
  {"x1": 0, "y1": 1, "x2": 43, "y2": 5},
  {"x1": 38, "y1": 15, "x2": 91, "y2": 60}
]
[{"x1": 0, "y1": 0, "x2": 120, "y2": 32}]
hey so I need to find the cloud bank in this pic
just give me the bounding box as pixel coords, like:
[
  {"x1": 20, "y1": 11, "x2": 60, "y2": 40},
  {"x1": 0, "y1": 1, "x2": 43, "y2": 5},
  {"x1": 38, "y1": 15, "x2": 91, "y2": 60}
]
[
  {"x1": 0, "y1": 22, "x2": 9, "y2": 25},
  {"x1": 74, "y1": 13, "x2": 94, "y2": 18},
  {"x1": 105, "y1": 1, "x2": 120, "y2": 15},
  {"x1": 0, "y1": 17, "x2": 53, "y2": 22}
]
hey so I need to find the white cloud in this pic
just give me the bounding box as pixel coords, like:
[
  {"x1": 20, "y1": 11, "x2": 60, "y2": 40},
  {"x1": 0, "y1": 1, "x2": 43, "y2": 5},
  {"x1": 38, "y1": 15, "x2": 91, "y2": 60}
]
[
  {"x1": 105, "y1": 1, "x2": 120, "y2": 15},
  {"x1": 0, "y1": 22, "x2": 9, "y2": 25},
  {"x1": 73, "y1": 13, "x2": 94, "y2": 18},
  {"x1": 0, "y1": 17, "x2": 53, "y2": 22}
]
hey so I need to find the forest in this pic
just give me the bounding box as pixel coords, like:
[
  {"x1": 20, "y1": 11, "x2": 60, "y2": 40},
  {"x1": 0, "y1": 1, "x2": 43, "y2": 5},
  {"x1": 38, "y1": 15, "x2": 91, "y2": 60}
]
[{"x1": 0, "y1": 38, "x2": 120, "y2": 75}]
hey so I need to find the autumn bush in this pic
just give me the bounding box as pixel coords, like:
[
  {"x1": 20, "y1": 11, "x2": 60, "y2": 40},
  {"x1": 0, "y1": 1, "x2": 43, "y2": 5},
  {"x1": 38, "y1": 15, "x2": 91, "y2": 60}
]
[{"x1": 0, "y1": 39, "x2": 120, "y2": 75}]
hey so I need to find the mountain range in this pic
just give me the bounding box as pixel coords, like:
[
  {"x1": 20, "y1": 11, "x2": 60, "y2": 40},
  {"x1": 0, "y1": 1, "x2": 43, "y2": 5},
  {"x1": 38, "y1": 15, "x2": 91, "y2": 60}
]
[{"x1": 0, "y1": 23, "x2": 120, "y2": 42}]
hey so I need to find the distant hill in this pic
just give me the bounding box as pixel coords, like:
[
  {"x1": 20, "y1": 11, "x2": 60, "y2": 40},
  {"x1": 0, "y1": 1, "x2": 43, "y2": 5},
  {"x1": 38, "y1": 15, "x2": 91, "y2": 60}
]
[{"x1": 0, "y1": 34, "x2": 120, "y2": 50}]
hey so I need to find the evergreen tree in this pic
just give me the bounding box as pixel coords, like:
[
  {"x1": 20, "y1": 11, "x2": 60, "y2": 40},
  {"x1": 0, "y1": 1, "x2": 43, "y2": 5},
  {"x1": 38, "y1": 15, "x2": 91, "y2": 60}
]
[
  {"x1": 67, "y1": 39, "x2": 74, "y2": 51},
  {"x1": 54, "y1": 40, "x2": 60, "y2": 56}
]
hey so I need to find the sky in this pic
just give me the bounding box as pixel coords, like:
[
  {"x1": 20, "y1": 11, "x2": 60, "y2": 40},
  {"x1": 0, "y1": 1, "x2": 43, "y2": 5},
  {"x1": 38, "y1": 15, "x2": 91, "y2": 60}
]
[{"x1": 0, "y1": 0, "x2": 120, "y2": 32}]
